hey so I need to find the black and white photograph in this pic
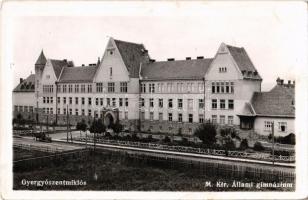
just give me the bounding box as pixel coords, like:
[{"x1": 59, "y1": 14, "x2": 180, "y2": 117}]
[{"x1": 1, "y1": 1, "x2": 308, "y2": 199}]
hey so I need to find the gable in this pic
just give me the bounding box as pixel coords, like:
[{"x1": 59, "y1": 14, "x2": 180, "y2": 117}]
[{"x1": 41, "y1": 60, "x2": 58, "y2": 84}]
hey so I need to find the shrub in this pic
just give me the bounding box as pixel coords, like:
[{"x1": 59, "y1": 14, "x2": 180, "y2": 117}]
[
  {"x1": 131, "y1": 133, "x2": 139, "y2": 141},
  {"x1": 273, "y1": 150, "x2": 294, "y2": 156},
  {"x1": 194, "y1": 122, "x2": 217, "y2": 147},
  {"x1": 104, "y1": 132, "x2": 112, "y2": 138},
  {"x1": 253, "y1": 142, "x2": 265, "y2": 151},
  {"x1": 163, "y1": 136, "x2": 171, "y2": 143},
  {"x1": 110, "y1": 122, "x2": 123, "y2": 134},
  {"x1": 239, "y1": 139, "x2": 249, "y2": 150},
  {"x1": 282, "y1": 133, "x2": 295, "y2": 145}
]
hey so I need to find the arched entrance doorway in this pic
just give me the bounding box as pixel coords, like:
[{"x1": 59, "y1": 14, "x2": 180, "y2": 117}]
[{"x1": 104, "y1": 112, "x2": 116, "y2": 128}]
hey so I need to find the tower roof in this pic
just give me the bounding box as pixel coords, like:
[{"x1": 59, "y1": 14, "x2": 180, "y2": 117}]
[{"x1": 35, "y1": 50, "x2": 47, "y2": 65}]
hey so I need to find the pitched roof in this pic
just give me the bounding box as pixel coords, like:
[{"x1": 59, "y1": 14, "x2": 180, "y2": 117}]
[
  {"x1": 35, "y1": 50, "x2": 47, "y2": 65},
  {"x1": 58, "y1": 66, "x2": 98, "y2": 83},
  {"x1": 251, "y1": 84, "x2": 295, "y2": 117},
  {"x1": 141, "y1": 58, "x2": 213, "y2": 80},
  {"x1": 50, "y1": 59, "x2": 69, "y2": 78},
  {"x1": 13, "y1": 74, "x2": 35, "y2": 92},
  {"x1": 238, "y1": 102, "x2": 256, "y2": 116},
  {"x1": 114, "y1": 39, "x2": 150, "y2": 78},
  {"x1": 226, "y1": 45, "x2": 262, "y2": 80}
]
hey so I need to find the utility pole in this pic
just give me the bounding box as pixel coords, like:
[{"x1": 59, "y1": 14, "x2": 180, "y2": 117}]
[
  {"x1": 272, "y1": 121, "x2": 275, "y2": 165},
  {"x1": 66, "y1": 104, "x2": 69, "y2": 142},
  {"x1": 46, "y1": 115, "x2": 49, "y2": 136}
]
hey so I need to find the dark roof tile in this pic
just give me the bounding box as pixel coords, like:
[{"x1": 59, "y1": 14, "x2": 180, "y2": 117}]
[
  {"x1": 13, "y1": 74, "x2": 35, "y2": 92},
  {"x1": 58, "y1": 66, "x2": 97, "y2": 83}
]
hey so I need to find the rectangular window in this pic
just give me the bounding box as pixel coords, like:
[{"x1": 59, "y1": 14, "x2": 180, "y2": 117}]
[
  {"x1": 46, "y1": 97, "x2": 49, "y2": 104},
  {"x1": 150, "y1": 112, "x2": 154, "y2": 121},
  {"x1": 168, "y1": 99, "x2": 173, "y2": 108},
  {"x1": 141, "y1": 111, "x2": 145, "y2": 120},
  {"x1": 212, "y1": 82, "x2": 215, "y2": 93},
  {"x1": 228, "y1": 99, "x2": 234, "y2": 109},
  {"x1": 178, "y1": 99, "x2": 183, "y2": 109},
  {"x1": 199, "y1": 99, "x2": 204, "y2": 109},
  {"x1": 63, "y1": 85, "x2": 67, "y2": 93},
  {"x1": 81, "y1": 85, "x2": 85, "y2": 93},
  {"x1": 228, "y1": 116, "x2": 234, "y2": 125},
  {"x1": 63, "y1": 108, "x2": 67, "y2": 115},
  {"x1": 278, "y1": 122, "x2": 287, "y2": 132},
  {"x1": 43, "y1": 97, "x2": 46, "y2": 104},
  {"x1": 220, "y1": 115, "x2": 225, "y2": 124},
  {"x1": 157, "y1": 83, "x2": 161, "y2": 92},
  {"x1": 112, "y1": 98, "x2": 116, "y2": 107},
  {"x1": 81, "y1": 109, "x2": 85, "y2": 116},
  {"x1": 108, "y1": 82, "x2": 115, "y2": 93},
  {"x1": 29, "y1": 106, "x2": 33, "y2": 113},
  {"x1": 226, "y1": 82, "x2": 230, "y2": 93},
  {"x1": 88, "y1": 109, "x2": 91, "y2": 116},
  {"x1": 120, "y1": 82, "x2": 128, "y2": 93},
  {"x1": 199, "y1": 114, "x2": 204, "y2": 123},
  {"x1": 96, "y1": 82, "x2": 103, "y2": 93},
  {"x1": 141, "y1": 98, "x2": 145, "y2": 107},
  {"x1": 57, "y1": 97, "x2": 60, "y2": 104},
  {"x1": 231, "y1": 82, "x2": 234, "y2": 93},
  {"x1": 75, "y1": 97, "x2": 78, "y2": 105},
  {"x1": 189, "y1": 114, "x2": 193, "y2": 123},
  {"x1": 221, "y1": 82, "x2": 225, "y2": 93},
  {"x1": 124, "y1": 111, "x2": 128, "y2": 120},
  {"x1": 19, "y1": 106, "x2": 23, "y2": 112},
  {"x1": 46, "y1": 108, "x2": 49, "y2": 114},
  {"x1": 119, "y1": 98, "x2": 123, "y2": 107},
  {"x1": 75, "y1": 109, "x2": 78, "y2": 116},
  {"x1": 14, "y1": 105, "x2": 18, "y2": 111},
  {"x1": 81, "y1": 97, "x2": 85, "y2": 105},
  {"x1": 168, "y1": 113, "x2": 173, "y2": 121},
  {"x1": 75, "y1": 84, "x2": 79, "y2": 93},
  {"x1": 87, "y1": 84, "x2": 92, "y2": 93},
  {"x1": 57, "y1": 85, "x2": 61, "y2": 93},
  {"x1": 63, "y1": 97, "x2": 66, "y2": 104},
  {"x1": 220, "y1": 99, "x2": 225, "y2": 109},
  {"x1": 149, "y1": 98, "x2": 154, "y2": 107},
  {"x1": 100, "y1": 98, "x2": 103, "y2": 106},
  {"x1": 24, "y1": 106, "x2": 28, "y2": 112},
  {"x1": 50, "y1": 97, "x2": 53, "y2": 104},
  {"x1": 69, "y1": 108, "x2": 72, "y2": 115},
  {"x1": 216, "y1": 82, "x2": 220, "y2": 93},
  {"x1": 149, "y1": 83, "x2": 155, "y2": 93},
  {"x1": 57, "y1": 108, "x2": 60, "y2": 114},
  {"x1": 68, "y1": 84, "x2": 73, "y2": 93},
  {"x1": 212, "y1": 115, "x2": 217, "y2": 124},
  {"x1": 159, "y1": 99, "x2": 163, "y2": 108},
  {"x1": 178, "y1": 113, "x2": 183, "y2": 122},
  {"x1": 110, "y1": 67, "x2": 113, "y2": 77},
  {"x1": 188, "y1": 99, "x2": 193, "y2": 110},
  {"x1": 159, "y1": 112, "x2": 163, "y2": 121},
  {"x1": 95, "y1": 98, "x2": 99, "y2": 105},
  {"x1": 125, "y1": 98, "x2": 128, "y2": 107},
  {"x1": 140, "y1": 83, "x2": 146, "y2": 93},
  {"x1": 69, "y1": 97, "x2": 72, "y2": 104},
  {"x1": 88, "y1": 97, "x2": 92, "y2": 105},
  {"x1": 107, "y1": 98, "x2": 110, "y2": 106},
  {"x1": 50, "y1": 108, "x2": 53, "y2": 114},
  {"x1": 264, "y1": 121, "x2": 273, "y2": 131}
]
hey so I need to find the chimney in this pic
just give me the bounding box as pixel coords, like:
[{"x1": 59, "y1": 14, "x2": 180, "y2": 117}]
[
  {"x1": 150, "y1": 59, "x2": 156, "y2": 62},
  {"x1": 276, "y1": 77, "x2": 281, "y2": 85},
  {"x1": 197, "y1": 56, "x2": 204, "y2": 59},
  {"x1": 63, "y1": 59, "x2": 67, "y2": 62},
  {"x1": 288, "y1": 80, "x2": 291, "y2": 85},
  {"x1": 280, "y1": 79, "x2": 284, "y2": 85},
  {"x1": 82, "y1": 64, "x2": 85, "y2": 67},
  {"x1": 186, "y1": 57, "x2": 191, "y2": 60},
  {"x1": 167, "y1": 58, "x2": 175, "y2": 61},
  {"x1": 20, "y1": 78, "x2": 23, "y2": 84}
]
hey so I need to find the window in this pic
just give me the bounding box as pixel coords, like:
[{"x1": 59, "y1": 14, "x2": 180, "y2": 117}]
[
  {"x1": 220, "y1": 115, "x2": 225, "y2": 124},
  {"x1": 199, "y1": 99, "x2": 204, "y2": 109},
  {"x1": 75, "y1": 97, "x2": 79, "y2": 105},
  {"x1": 81, "y1": 97, "x2": 85, "y2": 105},
  {"x1": 278, "y1": 122, "x2": 287, "y2": 132},
  {"x1": 226, "y1": 82, "x2": 230, "y2": 93},
  {"x1": 199, "y1": 114, "x2": 204, "y2": 123},
  {"x1": 57, "y1": 85, "x2": 61, "y2": 93},
  {"x1": 178, "y1": 113, "x2": 183, "y2": 122},
  {"x1": 140, "y1": 83, "x2": 146, "y2": 93},
  {"x1": 264, "y1": 121, "x2": 273, "y2": 131},
  {"x1": 177, "y1": 83, "x2": 181, "y2": 92},
  {"x1": 220, "y1": 99, "x2": 225, "y2": 109},
  {"x1": 221, "y1": 82, "x2": 225, "y2": 93},
  {"x1": 188, "y1": 99, "x2": 193, "y2": 110},
  {"x1": 159, "y1": 99, "x2": 163, "y2": 108},
  {"x1": 81, "y1": 109, "x2": 85, "y2": 116},
  {"x1": 212, "y1": 99, "x2": 217, "y2": 109},
  {"x1": 88, "y1": 109, "x2": 91, "y2": 116},
  {"x1": 43, "y1": 97, "x2": 46, "y2": 104},
  {"x1": 88, "y1": 97, "x2": 92, "y2": 105},
  {"x1": 187, "y1": 83, "x2": 193, "y2": 92},
  {"x1": 198, "y1": 83, "x2": 204, "y2": 93},
  {"x1": 96, "y1": 98, "x2": 99, "y2": 106},
  {"x1": 50, "y1": 97, "x2": 53, "y2": 103},
  {"x1": 189, "y1": 114, "x2": 193, "y2": 123},
  {"x1": 228, "y1": 99, "x2": 234, "y2": 109},
  {"x1": 141, "y1": 98, "x2": 145, "y2": 107},
  {"x1": 29, "y1": 106, "x2": 33, "y2": 113},
  {"x1": 63, "y1": 85, "x2": 67, "y2": 93},
  {"x1": 149, "y1": 98, "x2": 154, "y2": 107},
  {"x1": 96, "y1": 83, "x2": 103, "y2": 93},
  {"x1": 63, "y1": 108, "x2": 67, "y2": 115},
  {"x1": 46, "y1": 97, "x2": 49, "y2": 104},
  {"x1": 120, "y1": 82, "x2": 128, "y2": 93},
  {"x1": 46, "y1": 108, "x2": 49, "y2": 114},
  {"x1": 124, "y1": 112, "x2": 128, "y2": 120},
  {"x1": 57, "y1": 108, "x2": 60, "y2": 114},
  {"x1": 24, "y1": 106, "x2": 28, "y2": 112},
  {"x1": 100, "y1": 98, "x2": 103, "y2": 106},
  {"x1": 228, "y1": 116, "x2": 234, "y2": 125},
  {"x1": 159, "y1": 112, "x2": 163, "y2": 121},
  {"x1": 149, "y1": 83, "x2": 155, "y2": 93},
  {"x1": 119, "y1": 98, "x2": 123, "y2": 107},
  {"x1": 50, "y1": 108, "x2": 53, "y2": 114},
  {"x1": 109, "y1": 67, "x2": 112, "y2": 77},
  {"x1": 112, "y1": 98, "x2": 116, "y2": 107},
  {"x1": 57, "y1": 97, "x2": 60, "y2": 104},
  {"x1": 107, "y1": 98, "x2": 110, "y2": 106},
  {"x1": 212, "y1": 115, "x2": 217, "y2": 124},
  {"x1": 168, "y1": 99, "x2": 173, "y2": 108},
  {"x1": 63, "y1": 97, "x2": 66, "y2": 104},
  {"x1": 109, "y1": 50, "x2": 113, "y2": 55},
  {"x1": 81, "y1": 85, "x2": 85, "y2": 93},
  {"x1": 75, "y1": 84, "x2": 79, "y2": 93},
  {"x1": 69, "y1": 97, "x2": 72, "y2": 104},
  {"x1": 87, "y1": 84, "x2": 92, "y2": 93},
  {"x1": 158, "y1": 83, "x2": 161, "y2": 92},
  {"x1": 168, "y1": 113, "x2": 173, "y2": 121},
  {"x1": 19, "y1": 106, "x2": 23, "y2": 112},
  {"x1": 178, "y1": 99, "x2": 183, "y2": 109},
  {"x1": 141, "y1": 112, "x2": 145, "y2": 120},
  {"x1": 69, "y1": 108, "x2": 72, "y2": 115},
  {"x1": 216, "y1": 82, "x2": 220, "y2": 93},
  {"x1": 230, "y1": 82, "x2": 234, "y2": 93},
  {"x1": 14, "y1": 105, "x2": 18, "y2": 111},
  {"x1": 150, "y1": 112, "x2": 154, "y2": 121},
  {"x1": 125, "y1": 98, "x2": 128, "y2": 107},
  {"x1": 69, "y1": 84, "x2": 73, "y2": 93},
  {"x1": 167, "y1": 83, "x2": 172, "y2": 92},
  {"x1": 108, "y1": 82, "x2": 115, "y2": 93},
  {"x1": 212, "y1": 82, "x2": 216, "y2": 93}
]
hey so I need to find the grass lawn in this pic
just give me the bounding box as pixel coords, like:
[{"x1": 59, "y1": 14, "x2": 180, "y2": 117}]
[
  {"x1": 13, "y1": 148, "x2": 52, "y2": 161},
  {"x1": 13, "y1": 151, "x2": 295, "y2": 191}
]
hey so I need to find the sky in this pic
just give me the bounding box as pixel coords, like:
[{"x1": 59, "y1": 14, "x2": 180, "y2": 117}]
[{"x1": 2, "y1": 1, "x2": 307, "y2": 91}]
